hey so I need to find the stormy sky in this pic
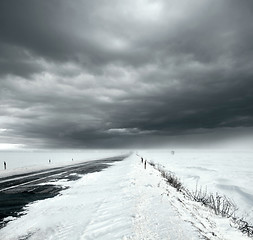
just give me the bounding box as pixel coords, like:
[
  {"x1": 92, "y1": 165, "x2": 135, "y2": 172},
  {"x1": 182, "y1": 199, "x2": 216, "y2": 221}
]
[{"x1": 0, "y1": 0, "x2": 253, "y2": 149}]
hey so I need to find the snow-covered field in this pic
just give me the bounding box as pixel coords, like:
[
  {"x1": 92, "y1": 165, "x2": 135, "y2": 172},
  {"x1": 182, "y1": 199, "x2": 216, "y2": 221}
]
[
  {"x1": 0, "y1": 150, "x2": 252, "y2": 239},
  {"x1": 139, "y1": 149, "x2": 253, "y2": 222},
  {"x1": 0, "y1": 150, "x2": 127, "y2": 177}
]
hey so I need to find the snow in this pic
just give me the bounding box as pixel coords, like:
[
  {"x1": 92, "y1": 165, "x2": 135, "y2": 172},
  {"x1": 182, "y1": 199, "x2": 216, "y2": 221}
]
[
  {"x1": 0, "y1": 152, "x2": 251, "y2": 239},
  {"x1": 0, "y1": 150, "x2": 126, "y2": 178},
  {"x1": 139, "y1": 149, "x2": 253, "y2": 221}
]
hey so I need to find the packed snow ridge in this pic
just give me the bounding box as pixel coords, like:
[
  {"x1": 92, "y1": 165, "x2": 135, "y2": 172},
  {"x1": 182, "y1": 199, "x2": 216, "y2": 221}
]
[{"x1": 0, "y1": 153, "x2": 251, "y2": 240}]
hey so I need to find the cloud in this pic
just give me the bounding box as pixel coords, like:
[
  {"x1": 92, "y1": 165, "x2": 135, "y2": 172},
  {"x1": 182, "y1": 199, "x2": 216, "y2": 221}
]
[
  {"x1": 0, "y1": 0, "x2": 253, "y2": 149},
  {"x1": 106, "y1": 128, "x2": 155, "y2": 135}
]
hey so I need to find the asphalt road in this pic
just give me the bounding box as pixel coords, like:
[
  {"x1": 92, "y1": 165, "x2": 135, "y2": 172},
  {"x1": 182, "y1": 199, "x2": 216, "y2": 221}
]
[{"x1": 0, "y1": 155, "x2": 127, "y2": 228}]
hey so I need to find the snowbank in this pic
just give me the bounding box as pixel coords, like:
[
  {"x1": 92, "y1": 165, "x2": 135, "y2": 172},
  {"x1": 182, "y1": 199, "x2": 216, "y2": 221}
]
[
  {"x1": 139, "y1": 149, "x2": 253, "y2": 220},
  {"x1": 0, "y1": 153, "x2": 250, "y2": 239}
]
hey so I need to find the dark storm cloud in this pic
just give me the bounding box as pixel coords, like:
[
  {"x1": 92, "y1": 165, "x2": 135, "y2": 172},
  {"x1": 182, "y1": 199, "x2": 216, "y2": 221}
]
[
  {"x1": 0, "y1": 0, "x2": 253, "y2": 149},
  {"x1": 0, "y1": 0, "x2": 156, "y2": 73}
]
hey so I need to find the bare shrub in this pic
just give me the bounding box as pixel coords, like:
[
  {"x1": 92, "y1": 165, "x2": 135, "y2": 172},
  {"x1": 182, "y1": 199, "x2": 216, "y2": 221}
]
[
  {"x1": 164, "y1": 172, "x2": 183, "y2": 191},
  {"x1": 209, "y1": 193, "x2": 238, "y2": 217},
  {"x1": 148, "y1": 161, "x2": 155, "y2": 167},
  {"x1": 143, "y1": 156, "x2": 253, "y2": 238},
  {"x1": 155, "y1": 166, "x2": 183, "y2": 191},
  {"x1": 188, "y1": 186, "x2": 210, "y2": 206},
  {"x1": 186, "y1": 185, "x2": 238, "y2": 218},
  {"x1": 236, "y1": 218, "x2": 253, "y2": 237}
]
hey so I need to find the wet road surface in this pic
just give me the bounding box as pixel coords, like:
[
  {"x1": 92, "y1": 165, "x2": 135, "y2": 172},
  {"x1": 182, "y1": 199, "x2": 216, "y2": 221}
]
[{"x1": 0, "y1": 155, "x2": 127, "y2": 228}]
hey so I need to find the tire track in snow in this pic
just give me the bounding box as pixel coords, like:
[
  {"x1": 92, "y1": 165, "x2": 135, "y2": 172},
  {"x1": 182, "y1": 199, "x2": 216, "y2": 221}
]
[
  {"x1": 132, "y1": 182, "x2": 160, "y2": 239},
  {"x1": 128, "y1": 161, "x2": 202, "y2": 240}
]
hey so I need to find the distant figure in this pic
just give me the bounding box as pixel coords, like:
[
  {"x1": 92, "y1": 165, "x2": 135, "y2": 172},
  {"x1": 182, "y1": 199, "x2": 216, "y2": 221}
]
[
  {"x1": 141, "y1": 157, "x2": 143, "y2": 163},
  {"x1": 72, "y1": 158, "x2": 73, "y2": 161},
  {"x1": 3, "y1": 161, "x2": 6, "y2": 170},
  {"x1": 144, "y1": 160, "x2": 147, "y2": 169},
  {"x1": 49, "y1": 159, "x2": 51, "y2": 164},
  {"x1": 171, "y1": 150, "x2": 175, "y2": 155}
]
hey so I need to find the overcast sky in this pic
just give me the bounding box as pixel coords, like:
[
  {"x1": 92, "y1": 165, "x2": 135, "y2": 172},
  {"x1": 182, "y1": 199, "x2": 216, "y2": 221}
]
[{"x1": 0, "y1": 0, "x2": 253, "y2": 150}]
